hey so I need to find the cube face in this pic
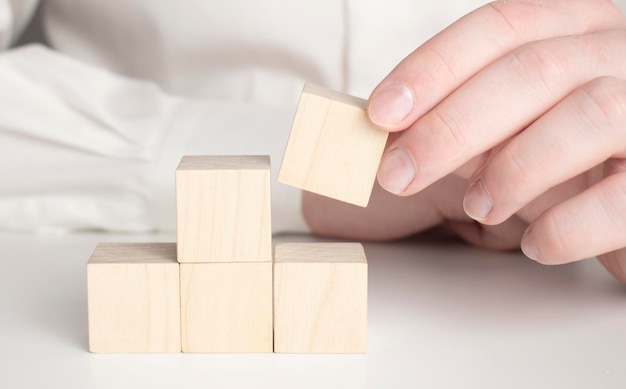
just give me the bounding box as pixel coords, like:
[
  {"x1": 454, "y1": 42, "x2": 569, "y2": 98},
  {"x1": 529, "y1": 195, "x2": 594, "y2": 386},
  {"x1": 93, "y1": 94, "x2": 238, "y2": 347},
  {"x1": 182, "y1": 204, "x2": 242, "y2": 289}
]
[
  {"x1": 273, "y1": 243, "x2": 368, "y2": 353},
  {"x1": 278, "y1": 84, "x2": 389, "y2": 207},
  {"x1": 176, "y1": 156, "x2": 271, "y2": 263},
  {"x1": 180, "y1": 262, "x2": 273, "y2": 353},
  {"x1": 87, "y1": 243, "x2": 181, "y2": 353}
]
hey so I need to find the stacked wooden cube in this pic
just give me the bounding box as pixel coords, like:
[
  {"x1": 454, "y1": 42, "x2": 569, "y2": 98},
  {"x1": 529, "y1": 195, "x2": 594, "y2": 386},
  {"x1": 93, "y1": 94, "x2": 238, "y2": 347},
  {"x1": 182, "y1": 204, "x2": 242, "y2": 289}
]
[
  {"x1": 86, "y1": 83, "x2": 386, "y2": 354},
  {"x1": 87, "y1": 242, "x2": 181, "y2": 353},
  {"x1": 176, "y1": 155, "x2": 273, "y2": 353}
]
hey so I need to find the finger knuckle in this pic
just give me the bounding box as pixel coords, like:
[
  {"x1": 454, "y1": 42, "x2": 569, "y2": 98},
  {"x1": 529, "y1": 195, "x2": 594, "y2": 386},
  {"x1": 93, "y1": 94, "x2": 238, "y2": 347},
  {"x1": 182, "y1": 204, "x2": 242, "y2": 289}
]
[
  {"x1": 426, "y1": 108, "x2": 468, "y2": 156},
  {"x1": 486, "y1": 0, "x2": 544, "y2": 38},
  {"x1": 507, "y1": 42, "x2": 568, "y2": 95},
  {"x1": 499, "y1": 144, "x2": 531, "y2": 186},
  {"x1": 421, "y1": 46, "x2": 461, "y2": 86},
  {"x1": 490, "y1": 0, "x2": 625, "y2": 34},
  {"x1": 486, "y1": 1, "x2": 523, "y2": 37},
  {"x1": 580, "y1": 77, "x2": 626, "y2": 127}
]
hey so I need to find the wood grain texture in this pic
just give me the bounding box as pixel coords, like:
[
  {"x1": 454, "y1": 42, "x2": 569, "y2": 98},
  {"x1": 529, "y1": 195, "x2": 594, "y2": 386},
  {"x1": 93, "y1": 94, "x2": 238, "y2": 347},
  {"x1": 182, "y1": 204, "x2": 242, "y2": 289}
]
[
  {"x1": 176, "y1": 155, "x2": 272, "y2": 263},
  {"x1": 180, "y1": 262, "x2": 273, "y2": 353},
  {"x1": 87, "y1": 242, "x2": 181, "y2": 353},
  {"x1": 273, "y1": 242, "x2": 368, "y2": 353},
  {"x1": 278, "y1": 83, "x2": 389, "y2": 207}
]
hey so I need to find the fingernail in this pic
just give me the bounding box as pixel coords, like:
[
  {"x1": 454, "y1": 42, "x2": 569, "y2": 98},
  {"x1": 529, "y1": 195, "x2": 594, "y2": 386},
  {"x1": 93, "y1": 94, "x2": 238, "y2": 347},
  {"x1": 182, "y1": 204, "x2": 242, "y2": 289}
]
[
  {"x1": 463, "y1": 180, "x2": 493, "y2": 221},
  {"x1": 521, "y1": 229, "x2": 540, "y2": 261},
  {"x1": 377, "y1": 147, "x2": 416, "y2": 194},
  {"x1": 369, "y1": 82, "x2": 414, "y2": 126}
]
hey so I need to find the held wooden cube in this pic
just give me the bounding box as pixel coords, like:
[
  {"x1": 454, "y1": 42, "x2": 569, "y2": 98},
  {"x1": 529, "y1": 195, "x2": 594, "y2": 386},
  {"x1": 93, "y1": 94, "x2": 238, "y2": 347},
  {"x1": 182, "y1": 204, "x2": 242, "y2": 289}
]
[
  {"x1": 180, "y1": 262, "x2": 273, "y2": 353},
  {"x1": 176, "y1": 155, "x2": 271, "y2": 263},
  {"x1": 278, "y1": 84, "x2": 389, "y2": 207},
  {"x1": 87, "y1": 243, "x2": 181, "y2": 353},
  {"x1": 274, "y1": 242, "x2": 368, "y2": 353}
]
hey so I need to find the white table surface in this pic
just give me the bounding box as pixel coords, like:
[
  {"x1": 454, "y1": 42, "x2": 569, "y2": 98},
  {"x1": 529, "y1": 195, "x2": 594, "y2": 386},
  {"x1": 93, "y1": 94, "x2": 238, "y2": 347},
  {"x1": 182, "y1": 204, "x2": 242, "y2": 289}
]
[{"x1": 1, "y1": 230, "x2": 625, "y2": 388}]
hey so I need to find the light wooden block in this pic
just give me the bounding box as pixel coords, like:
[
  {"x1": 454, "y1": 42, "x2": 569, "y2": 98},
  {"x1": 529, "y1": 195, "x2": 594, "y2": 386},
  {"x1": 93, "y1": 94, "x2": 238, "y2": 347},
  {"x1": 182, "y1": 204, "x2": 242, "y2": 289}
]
[
  {"x1": 176, "y1": 155, "x2": 271, "y2": 263},
  {"x1": 180, "y1": 262, "x2": 273, "y2": 353},
  {"x1": 273, "y1": 242, "x2": 368, "y2": 353},
  {"x1": 87, "y1": 243, "x2": 181, "y2": 353},
  {"x1": 278, "y1": 83, "x2": 389, "y2": 207}
]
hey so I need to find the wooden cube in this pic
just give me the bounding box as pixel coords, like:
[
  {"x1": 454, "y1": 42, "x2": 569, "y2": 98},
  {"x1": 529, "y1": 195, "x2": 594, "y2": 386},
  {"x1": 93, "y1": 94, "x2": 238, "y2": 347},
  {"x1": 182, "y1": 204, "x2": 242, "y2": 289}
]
[
  {"x1": 278, "y1": 84, "x2": 389, "y2": 207},
  {"x1": 87, "y1": 243, "x2": 181, "y2": 353},
  {"x1": 176, "y1": 155, "x2": 271, "y2": 263},
  {"x1": 273, "y1": 242, "x2": 368, "y2": 353},
  {"x1": 180, "y1": 262, "x2": 273, "y2": 353}
]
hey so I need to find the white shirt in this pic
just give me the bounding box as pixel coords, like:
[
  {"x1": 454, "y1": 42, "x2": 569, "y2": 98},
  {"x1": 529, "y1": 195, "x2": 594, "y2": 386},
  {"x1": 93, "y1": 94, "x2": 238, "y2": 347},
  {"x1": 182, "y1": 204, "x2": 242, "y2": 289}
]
[{"x1": 0, "y1": 0, "x2": 624, "y2": 233}]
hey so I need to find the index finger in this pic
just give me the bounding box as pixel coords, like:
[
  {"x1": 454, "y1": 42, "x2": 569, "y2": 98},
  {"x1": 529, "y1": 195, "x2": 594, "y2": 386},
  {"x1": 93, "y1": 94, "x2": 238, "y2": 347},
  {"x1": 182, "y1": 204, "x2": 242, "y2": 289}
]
[{"x1": 366, "y1": 0, "x2": 625, "y2": 131}]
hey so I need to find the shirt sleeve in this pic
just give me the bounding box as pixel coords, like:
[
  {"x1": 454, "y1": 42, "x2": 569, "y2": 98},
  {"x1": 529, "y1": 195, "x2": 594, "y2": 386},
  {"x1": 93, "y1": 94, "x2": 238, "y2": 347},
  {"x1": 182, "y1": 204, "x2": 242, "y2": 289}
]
[
  {"x1": 0, "y1": 44, "x2": 308, "y2": 234},
  {"x1": 0, "y1": 0, "x2": 39, "y2": 48}
]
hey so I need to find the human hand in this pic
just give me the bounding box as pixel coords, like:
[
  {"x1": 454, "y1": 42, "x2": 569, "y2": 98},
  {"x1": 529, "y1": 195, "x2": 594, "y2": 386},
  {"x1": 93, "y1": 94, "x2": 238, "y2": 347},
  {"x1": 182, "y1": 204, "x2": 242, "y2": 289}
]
[
  {"x1": 302, "y1": 172, "x2": 528, "y2": 251},
  {"x1": 366, "y1": 0, "x2": 626, "y2": 282}
]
